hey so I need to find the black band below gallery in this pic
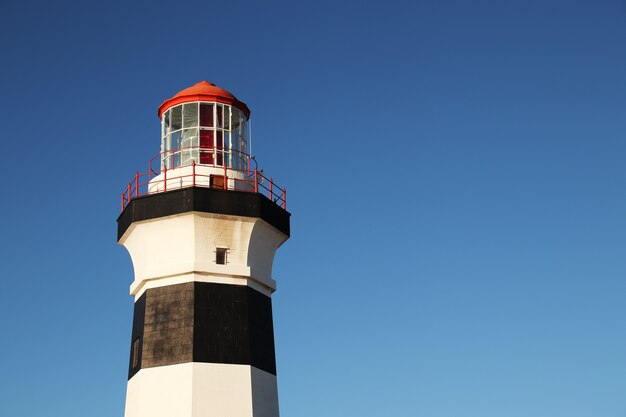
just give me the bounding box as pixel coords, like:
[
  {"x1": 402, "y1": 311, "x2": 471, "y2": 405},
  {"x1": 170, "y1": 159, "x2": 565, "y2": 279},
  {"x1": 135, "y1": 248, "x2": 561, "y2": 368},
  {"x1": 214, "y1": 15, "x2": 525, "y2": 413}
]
[
  {"x1": 128, "y1": 282, "x2": 277, "y2": 380},
  {"x1": 117, "y1": 187, "x2": 290, "y2": 241}
]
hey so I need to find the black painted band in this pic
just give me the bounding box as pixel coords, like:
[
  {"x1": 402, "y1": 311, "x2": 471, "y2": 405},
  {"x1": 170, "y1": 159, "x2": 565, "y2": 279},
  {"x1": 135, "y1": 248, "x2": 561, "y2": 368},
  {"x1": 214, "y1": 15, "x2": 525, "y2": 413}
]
[
  {"x1": 117, "y1": 187, "x2": 290, "y2": 241},
  {"x1": 128, "y1": 282, "x2": 277, "y2": 379}
]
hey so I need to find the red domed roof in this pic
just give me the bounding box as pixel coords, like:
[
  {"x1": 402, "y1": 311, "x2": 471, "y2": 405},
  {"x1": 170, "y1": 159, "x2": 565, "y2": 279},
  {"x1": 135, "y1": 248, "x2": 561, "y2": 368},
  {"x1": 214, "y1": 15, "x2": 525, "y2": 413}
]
[{"x1": 158, "y1": 81, "x2": 250, "y2": 119}]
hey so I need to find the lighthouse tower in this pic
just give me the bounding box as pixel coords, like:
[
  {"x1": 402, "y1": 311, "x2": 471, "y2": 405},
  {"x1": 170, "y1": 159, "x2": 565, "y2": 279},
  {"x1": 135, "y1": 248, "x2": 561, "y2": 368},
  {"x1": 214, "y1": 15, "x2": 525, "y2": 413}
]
[{"x1": 117, "y1": 81, "x2": 290, "y2": 417}]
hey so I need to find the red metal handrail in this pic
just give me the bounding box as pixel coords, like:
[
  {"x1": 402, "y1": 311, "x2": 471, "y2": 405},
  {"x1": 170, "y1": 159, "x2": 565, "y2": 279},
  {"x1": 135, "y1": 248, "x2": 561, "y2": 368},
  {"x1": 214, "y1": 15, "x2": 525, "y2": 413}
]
[{"x1": 120, "y1": 146, "x2": 287, "y2": 212}]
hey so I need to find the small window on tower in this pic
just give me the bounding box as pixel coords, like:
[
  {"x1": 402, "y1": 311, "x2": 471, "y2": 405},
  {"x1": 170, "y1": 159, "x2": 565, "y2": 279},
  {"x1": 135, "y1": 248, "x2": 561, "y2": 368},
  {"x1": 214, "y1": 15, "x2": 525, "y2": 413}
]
[
  {"x1": 132, "y1": 338, "x2": 140, "y2": 368},
  {"x1": 216, "y1": 248, "x2": 227, "y2": 265}
]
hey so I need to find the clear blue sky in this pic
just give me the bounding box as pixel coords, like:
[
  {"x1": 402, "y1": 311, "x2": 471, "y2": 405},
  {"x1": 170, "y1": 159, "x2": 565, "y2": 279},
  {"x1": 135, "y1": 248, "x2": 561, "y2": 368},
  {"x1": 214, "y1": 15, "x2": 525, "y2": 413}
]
[{"x1": 2, "y1": 0, "x2": 626, "y2": 416}]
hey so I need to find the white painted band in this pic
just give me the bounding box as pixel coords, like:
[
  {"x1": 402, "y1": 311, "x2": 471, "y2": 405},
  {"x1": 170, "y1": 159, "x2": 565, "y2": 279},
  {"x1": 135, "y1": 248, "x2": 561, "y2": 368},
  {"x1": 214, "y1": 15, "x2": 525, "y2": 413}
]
[
  {"x1": 131, "y1": 271, "x2": 275, "y2": 299},
  {"x1": 125, "y1": 363, "x2": 279, "y2": 417}
]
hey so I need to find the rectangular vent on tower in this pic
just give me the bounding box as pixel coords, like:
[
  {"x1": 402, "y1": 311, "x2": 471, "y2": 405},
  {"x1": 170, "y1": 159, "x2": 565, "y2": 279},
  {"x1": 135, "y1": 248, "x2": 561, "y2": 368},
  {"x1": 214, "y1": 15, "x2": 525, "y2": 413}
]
[
  {"x1": 132, "y1": 338, "x2": 140, "y2": 368},
  {"x1": 210, "y1": 175, "x2": 225, "y2": 189},
  {"x1": 216, "y1": 248, "x2": 228, "y2": 265}
]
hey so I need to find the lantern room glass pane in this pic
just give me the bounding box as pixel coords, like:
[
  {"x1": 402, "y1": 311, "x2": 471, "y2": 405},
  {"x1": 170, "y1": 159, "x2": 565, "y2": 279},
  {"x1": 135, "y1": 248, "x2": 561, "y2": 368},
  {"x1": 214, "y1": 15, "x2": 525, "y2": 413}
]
[
  {"x1": 223, "y1": 106, "x2": 231, "y2": 131},
  {"x1": 216, "y1": 104, "x2": 224, "y2": 128},
  {"x1": 200, "y1": 129, "x2": 214, "y2": 164},
  {"x1": 200, "y1": 103, "x2": 214, "y2": 127},
  {"x1": 231, "y1": 108, "x2": 241, "y2": 131},
  {"x1": 235, "y1": 108, "x2": 248, "y2": 160},
  {"x1": 181, "y1": 128, "x2": 198, "y2": 166},
  {"x1": 170, "y1": 131, "x2": 181, "y2": 150},
  {"x1": 170, "y1": 131, "x2": 181, "y2": 167},
  {"x1": 171, "y1": 106, "x2": 182, "y2": 131},
  {"x1": 163, "y1": 110, "x2": 171, "y2": 136},
  {"x1": 183, "y1": 103, "x2": 198, "y2": 128},
  {"x1": 223, "y1": 131, "x2": 232, "y2": 168},
  {"x1": 216, "y1": 130, "x2": 223, "y2": 166}
]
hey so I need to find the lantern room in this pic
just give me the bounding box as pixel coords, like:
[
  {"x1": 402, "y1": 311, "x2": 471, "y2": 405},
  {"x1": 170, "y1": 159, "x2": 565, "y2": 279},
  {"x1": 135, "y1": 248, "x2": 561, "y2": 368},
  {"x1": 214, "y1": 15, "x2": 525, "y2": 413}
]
[
  {"x1": 158, "y1": 81, "x2": 251, "y2": 171},
  {"x1": 119, "y1": 81, "x2": 287, "y2": 211}
]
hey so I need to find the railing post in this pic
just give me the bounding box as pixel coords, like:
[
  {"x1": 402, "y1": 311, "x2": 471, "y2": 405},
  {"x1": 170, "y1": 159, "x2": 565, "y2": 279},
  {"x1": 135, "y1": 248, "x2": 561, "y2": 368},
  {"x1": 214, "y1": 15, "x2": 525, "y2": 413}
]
[
  {"x1": 254, "y1": 169, "x2": 258, "y2": 193},
  {"x1": 283, "y1": 188, "x2": 286, "y2": 209},
  {"x1": 270, "y1": 178, "x2": 273, "y2": 200},
  {"x1": 121, "y1": 194, "x2": 125, "y2": 211},
  {"x1": 135, "y1": 172, "x2": 139, "y2": 197},
  {"x1": 164, "y1": 165, "x2": 167, "y2": 192},
  {"x1": 223, "y1": 164, "x2": 227, "y2": 190},
  {"x1": 127, "y1": 182, "x2": 131, "y2": 202},
  {"x1": 192, "y1": 160, "x2": 196, "y2": 187}
]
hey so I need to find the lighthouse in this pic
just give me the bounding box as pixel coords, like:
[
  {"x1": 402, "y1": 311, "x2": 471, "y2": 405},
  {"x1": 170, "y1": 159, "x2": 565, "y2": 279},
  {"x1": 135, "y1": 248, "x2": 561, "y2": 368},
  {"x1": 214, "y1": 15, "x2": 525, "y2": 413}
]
[{"x1": 117, "y1": 81, "x2": 290, "y2": 417}]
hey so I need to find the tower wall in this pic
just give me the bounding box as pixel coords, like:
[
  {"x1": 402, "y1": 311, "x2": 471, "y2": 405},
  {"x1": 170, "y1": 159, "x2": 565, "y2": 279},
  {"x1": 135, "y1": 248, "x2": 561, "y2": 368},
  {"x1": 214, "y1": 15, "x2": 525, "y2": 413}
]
[{"x1": 119, "y1": 187, "x2": 290, "y2": 417}]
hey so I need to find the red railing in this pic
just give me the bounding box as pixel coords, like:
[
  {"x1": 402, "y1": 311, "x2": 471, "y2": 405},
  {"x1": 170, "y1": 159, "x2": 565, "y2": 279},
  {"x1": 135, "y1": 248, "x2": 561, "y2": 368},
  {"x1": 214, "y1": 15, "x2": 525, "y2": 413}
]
[{"x1": 120, "y1": 146, "x2": 287, "y2": 212}]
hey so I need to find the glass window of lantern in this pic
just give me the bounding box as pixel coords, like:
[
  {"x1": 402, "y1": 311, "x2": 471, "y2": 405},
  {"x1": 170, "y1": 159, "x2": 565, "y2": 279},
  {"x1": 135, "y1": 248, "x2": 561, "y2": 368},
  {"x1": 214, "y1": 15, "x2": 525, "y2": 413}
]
[
  {"x1": 225, "y1": 106, "x2": 234, "y2": 167},
  {"x1": 231, "y1": 108, "x2": 241, "y2": 131},
  {"x1": 183, "y1": 103, "x2": 198, "y2": 128},
  {"x1": 169, "y1": 131, "x2": 181, "y2": 167},
  {"x1": 200, "y1": 103, "x2": 214, "y2": 127},
  {"x1": 223, "y1": 106, "x2": 231, "y2": 131},
  {"x1": 171, "y1": 106, "x2": 182, "y2": 131},
  {"x1": 229, "y1": 109, "x2": 238, "y2": 168},
  {"x1": 223, "y1": 130, "x2": 232, "y2": 168},
  {"x1": 232, "y1": 108, "x2": 247, "y2": 169},
  {"x1": 161, "y1": 110, "x2": 168, "y2": 166},
  {"x1": 163, "y1": 110, "x2": 171, "y2": 137},
  {"x1": 161, "y1": 106, "x2": 182, "y2": 169},
  {"x1": 216, "y1": 104, "x2": 224, "y2": 128},
  {"x1": 216, "y1": 130, "x2": 224, "y2": 166},
  {"x1": 199, "y1": 129, "x2": 213, "y2": 162},
  {"x1": 181, "y1": 128, "x2": 198, "y2": 166},
  {"x1": 240, "y1": 117, "x2": 247, "y2": 159}
]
